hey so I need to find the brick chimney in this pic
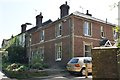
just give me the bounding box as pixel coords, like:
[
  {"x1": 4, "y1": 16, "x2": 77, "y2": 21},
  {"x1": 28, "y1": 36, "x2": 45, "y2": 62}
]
[
  {"x1": 36, "y1": 12, "x2": 43, "y2": 27},
  {"x1": 21, "y1": 24, "x2": 27, "y2": 33},
  {"x1": 60, "y1": 1, "x2": 70, "y2": 18}
]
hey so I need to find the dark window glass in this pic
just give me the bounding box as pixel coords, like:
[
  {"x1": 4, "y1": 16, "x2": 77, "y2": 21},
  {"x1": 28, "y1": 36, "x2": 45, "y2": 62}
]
[{"x1": 70, "y1": 59, "x2": 79, "y2": 63}]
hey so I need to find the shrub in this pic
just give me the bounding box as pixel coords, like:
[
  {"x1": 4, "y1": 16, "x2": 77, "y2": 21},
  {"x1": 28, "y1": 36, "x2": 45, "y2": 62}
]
[
  {"x1": 31, "y1": 63, "x2": 43, "y2": 70},
  {"x1": 30, "y1": 54, "x2": 49, "y2": 69},
  {"x1": 6, "y1": 63, "x2": 28, "y2": 72}
]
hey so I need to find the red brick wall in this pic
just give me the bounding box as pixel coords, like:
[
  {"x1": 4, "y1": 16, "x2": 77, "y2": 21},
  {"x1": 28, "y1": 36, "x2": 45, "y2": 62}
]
[
  {"x1": 31, "y1": 31, "x2": 40, "y2": 44},
  {"x1": 30, "y1": 15, "x2": 115, "y2": 67},
  {"x1": 62, "y1": 19, "x2": 71, "y2": 36},
  {"x1": 44, "y1": 37, "x2": 71, "y2": 67},
  {"x1": 74, "y1": 17, "x2": 114, "y2": 41},
  {"x1": 74, "y1": 37, "x2": 83, "y2": 57},
  {"x1": 74, "y1": 17, "x2": 83, "y2": 36},
  {"x1": 31, "y1": 18, "x2": 72, "y2": 67},
  {"x1": 45, "y1": 25, "x2": 55, "y2": 40},
  {"x1": 73, "y1": 16, "x2": 114, "y2": 57}
]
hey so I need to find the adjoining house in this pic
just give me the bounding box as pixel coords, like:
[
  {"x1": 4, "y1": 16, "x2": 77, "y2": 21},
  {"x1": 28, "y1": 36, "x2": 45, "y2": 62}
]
[
  {"x1": 1, "y1": 2, "x2": 116, "y2": 68},
  {"x1": 29, "y1": 2, "x2": 115, "y2": 67}
]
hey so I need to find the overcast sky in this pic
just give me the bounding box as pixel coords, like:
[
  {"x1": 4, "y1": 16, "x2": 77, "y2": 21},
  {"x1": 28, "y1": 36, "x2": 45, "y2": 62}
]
[{"x1": 0, "y1": 0, "x2": 119, "y2": 47}]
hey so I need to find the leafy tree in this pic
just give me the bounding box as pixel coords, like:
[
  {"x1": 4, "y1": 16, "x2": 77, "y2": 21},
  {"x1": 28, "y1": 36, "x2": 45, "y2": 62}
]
[
  {"x1": 6, "y1": 45, "x2": 28, "y2": 64},
  {"x1": 113, "y1": 26, "x2": 120, "y2": 48}
]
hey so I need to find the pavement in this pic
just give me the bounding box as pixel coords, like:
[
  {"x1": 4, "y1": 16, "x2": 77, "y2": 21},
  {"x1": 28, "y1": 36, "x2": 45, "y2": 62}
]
[
  {"x1": 23, "y1": 68, "x2": 92, "y2": 80},
  {"x1": 0, "y1": 68, "x2": 92, "y2": 80},
  {"x1": 0, "y1": 71, "x2": 17, "y2": 80}
]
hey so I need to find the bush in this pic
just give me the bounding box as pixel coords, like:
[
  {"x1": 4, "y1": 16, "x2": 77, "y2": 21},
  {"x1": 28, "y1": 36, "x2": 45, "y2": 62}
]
[
  {"x1": 30, "y1": 54, "x2": 49, "y2": 69},
  {"x1": 6, "y1": 63, "x2": 28, "y2": 72},
  {"x1": 31, "y1": 63, "x2": 43, "y2": 70},
  {"x1": 6, "y1": 45, "x2": 28, "y2": 64},
  {"x1": 4, "y1": 63, "x2": 29, "y2": 79}
]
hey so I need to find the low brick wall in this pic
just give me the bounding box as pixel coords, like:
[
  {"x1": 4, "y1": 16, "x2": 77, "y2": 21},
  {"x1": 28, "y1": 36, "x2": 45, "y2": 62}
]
[
  {"x1": 92, "y1": 47, "x2": 119, "y2": 80},
  {"x1": 117, "y1": 49, "x2": 120, "y2": 79}
]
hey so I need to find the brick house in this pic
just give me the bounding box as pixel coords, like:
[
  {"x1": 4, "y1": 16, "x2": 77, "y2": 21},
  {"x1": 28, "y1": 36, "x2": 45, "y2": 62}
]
[{"x1": 29, "y1": 2, "x2": 115, "y2": 68}]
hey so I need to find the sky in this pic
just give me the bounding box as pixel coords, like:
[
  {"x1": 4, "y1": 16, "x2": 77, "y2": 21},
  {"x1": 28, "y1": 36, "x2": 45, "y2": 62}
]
[{"x1": 0, "y1": 0, "x2": 119, "y2": 48}]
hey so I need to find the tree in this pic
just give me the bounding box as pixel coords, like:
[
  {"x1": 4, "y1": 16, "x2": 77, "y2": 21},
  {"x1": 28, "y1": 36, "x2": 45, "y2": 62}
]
[{"x1": 6, "y1": 45, "x2": 28, "y2": 64}]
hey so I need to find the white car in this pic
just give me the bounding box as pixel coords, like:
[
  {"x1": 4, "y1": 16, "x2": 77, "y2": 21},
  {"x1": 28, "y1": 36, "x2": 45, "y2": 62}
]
[{"x1": 66, "y1": 57, "x2": 92, "y2": 76}]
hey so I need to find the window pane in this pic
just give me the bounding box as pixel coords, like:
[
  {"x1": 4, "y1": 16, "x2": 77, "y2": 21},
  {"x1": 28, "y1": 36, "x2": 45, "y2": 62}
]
[
  {"x1": 88, "y1": 23, "x2": 91, "y2": 35},
  {"x1": 85, "y1": 45, "x2": 91, "y2": 57},
  {"x1": 84, "y1": 22, "x2": 88, "y2": 35},
  {"x1": 56, "y1": 23, "x2": 62, "y2": 37},
  {"x1": 56, "y1": 43, "x2": 62, "y2": 61},
  {"x1": 83, "y1": 22, "x2": 91, "y2": 36}
]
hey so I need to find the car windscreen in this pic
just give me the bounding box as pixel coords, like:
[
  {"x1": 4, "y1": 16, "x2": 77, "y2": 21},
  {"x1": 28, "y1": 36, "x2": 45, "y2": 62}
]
[
  {"x1": 84, "y1": 58, "x2": 92, "y2": 63},
  {"x1": 70, "y1": 59, "x2": 79, "y2": 63}
]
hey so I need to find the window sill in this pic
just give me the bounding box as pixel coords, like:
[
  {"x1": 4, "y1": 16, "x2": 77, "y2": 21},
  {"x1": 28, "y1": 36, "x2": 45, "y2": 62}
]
[
  {"x1": 56, "y1": 35, "x2": 62, "y2": 38},
  {"x1": 40, "y1": 40, "x2": 44, "y2": 43},
  {"x1": 84, "y1": 34, "x2": 92, "y2": 37},
  {"x1": 56, "y1": 58, "x2": 61, "y2": 61},
  {"x1": 101, "y1": 36, "x2": 105, "y2": 39}
]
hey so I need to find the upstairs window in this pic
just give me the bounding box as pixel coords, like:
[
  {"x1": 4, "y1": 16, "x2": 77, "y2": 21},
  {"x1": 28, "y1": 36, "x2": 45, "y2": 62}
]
[
  {"x1": 55, "y1": 23, "x2": 62, "y2": 37},
  {"x1": 55, "y1": 42, "x2": 62, "y2": 61},
  {"x1": 40, "y1": 30, "x2": 45, "y2": 42},
  {"x1": 101, "y1": 26, "x2": 105, "y2": 38},
  {"x1": 83, "y1": 21, "x2": 92, "y2": 36}
]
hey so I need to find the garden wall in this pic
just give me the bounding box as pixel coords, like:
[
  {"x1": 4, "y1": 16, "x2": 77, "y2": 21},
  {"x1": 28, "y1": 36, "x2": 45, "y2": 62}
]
[
  {"x1": 92, "y1": 47, "x2": 119, "y2": 80},
  {"x1": 118, "y1": 49, "x2": 120, "y2": 79}
]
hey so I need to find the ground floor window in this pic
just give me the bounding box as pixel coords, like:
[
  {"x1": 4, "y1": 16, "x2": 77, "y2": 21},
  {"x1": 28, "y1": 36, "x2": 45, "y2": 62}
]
[
  {"x1": 38, "y1": 47, "x2": 44, "y2": 61},
  {"x1": 55, "y1": 42, "x2": 62, "y2": 61},
  {"x1": 84, "y1": 43, "x2": 92, "y2": 57},
  {"x1": 30, "y1": 47, "x2": 44, "y2": 62}
]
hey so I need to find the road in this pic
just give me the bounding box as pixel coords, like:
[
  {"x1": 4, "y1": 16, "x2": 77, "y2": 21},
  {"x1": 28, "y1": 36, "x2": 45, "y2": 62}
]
[{"x1": 25, "y1": 74, "x2": 92, "y2": 80}]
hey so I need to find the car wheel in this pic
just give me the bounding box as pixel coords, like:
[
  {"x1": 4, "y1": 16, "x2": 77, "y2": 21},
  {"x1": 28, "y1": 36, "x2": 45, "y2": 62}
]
[{"x1": 81, "y1": 68, "x2": 86, "y2": 76}]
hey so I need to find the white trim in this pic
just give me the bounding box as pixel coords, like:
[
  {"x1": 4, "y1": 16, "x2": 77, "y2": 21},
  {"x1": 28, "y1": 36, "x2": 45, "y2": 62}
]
[
  {"x1": 30, "y1": 35, "x2": 70, "y2": 47},
  {"x1": 104, "y1": 40, "x2": 112, "y2": 47},
  {"x1": 40, "y1": 30, "x2": 45, "y2": 42},
  {"x1": 100, "y1": 26, "x2": 105, "y2": 38},
  {"x1": 55, "y1": 42, "x2": 62, "y2": 61},
  {"x1": 55, "y1": 22, "x2": 62, "y2": 38},
  {"x1": 83, "y1": 21, "x2": 92, "y2": 37},
  {"x1": 83, "y1": 41, "x2": 93, "y2": 57},
  {"x1": 75, "y1": 35, "x2": 100, "y2": 41}
]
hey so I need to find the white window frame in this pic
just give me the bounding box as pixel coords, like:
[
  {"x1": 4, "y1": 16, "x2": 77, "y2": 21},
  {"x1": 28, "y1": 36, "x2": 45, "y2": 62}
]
[
  {"x1": 40, "y1": 30, "x2": 45, "y2": 42},
  {"x1": 55, "y1": 23, "x2": 62, "y2": 38},
  {"x1": 83, "y1": 42, "x2": 92, "y2": 57},
  {"x1": 55, "y1": 42, "x2": 62, "y2": 61},
  {"x1": 83, "y1": 21, "x2": 92, "y2": 36},
  {"x1": 38, "y1": 47, "x2": 44, "y2": 61},
  {"x1": 101, "y1": 26, "x2": 105, "y2": 38}
]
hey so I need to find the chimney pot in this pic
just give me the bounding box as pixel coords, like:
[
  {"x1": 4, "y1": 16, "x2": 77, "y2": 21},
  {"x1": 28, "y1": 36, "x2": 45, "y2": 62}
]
[
  {"x1": 86, "y1": 10, "x2": 92, "y2": 16},
  {"x1": 65, "y1": 1, "x2": 67, "y2": 5}
]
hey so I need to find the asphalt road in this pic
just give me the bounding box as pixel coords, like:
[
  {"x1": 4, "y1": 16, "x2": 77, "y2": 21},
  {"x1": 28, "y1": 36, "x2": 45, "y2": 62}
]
[{"x1": 24, "y1": 74, "x2": 92, "y2": 80}]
